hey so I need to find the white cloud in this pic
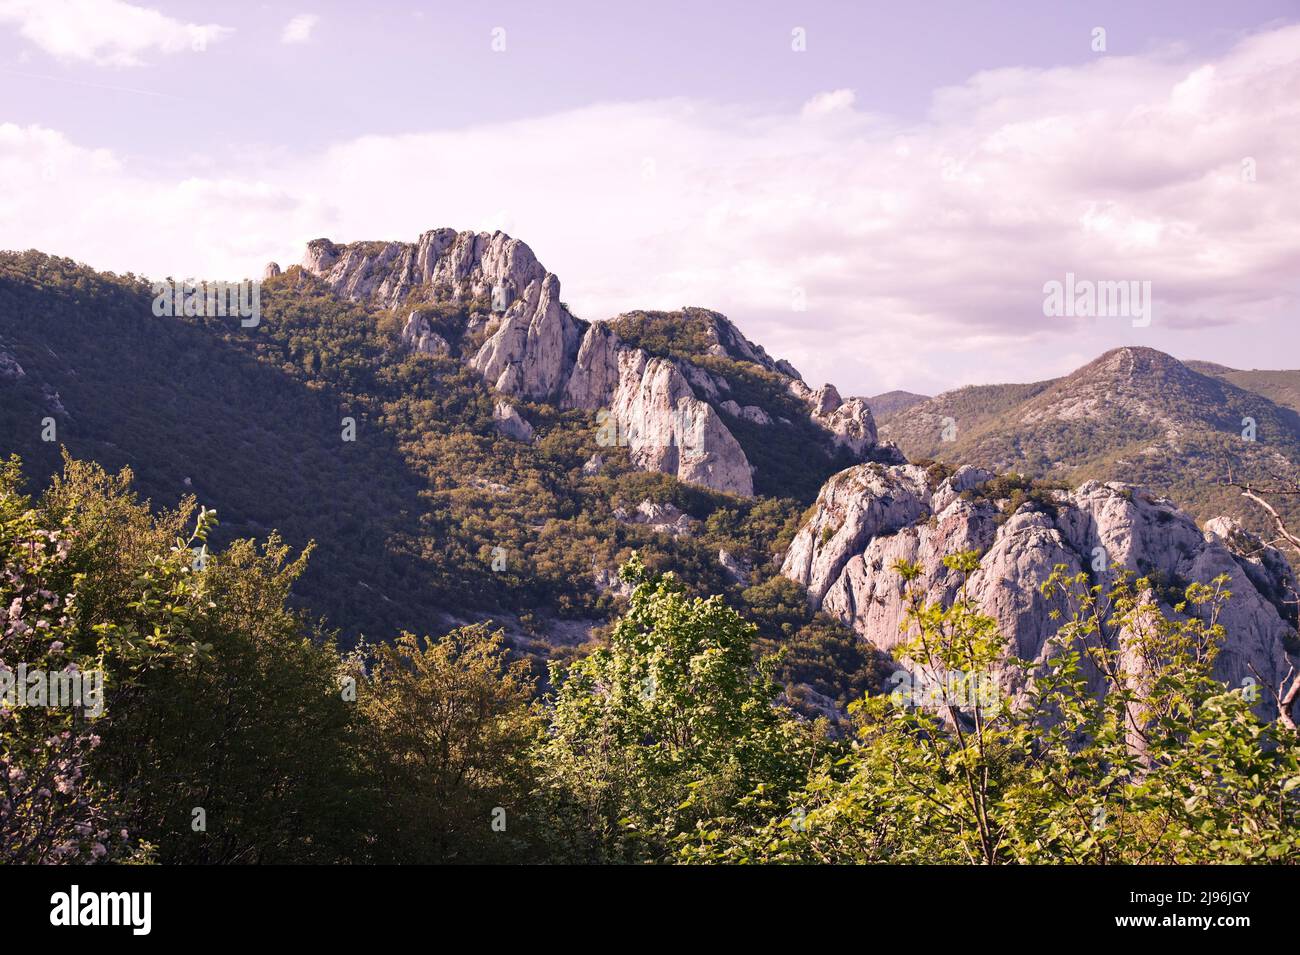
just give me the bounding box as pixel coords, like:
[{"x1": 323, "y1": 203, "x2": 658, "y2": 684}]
[
  {"x1": 280, "y1": 14, "x2": 317, "y2": 45},
  {"x1": 801, "y1": 88, "x2": 856, "y2": 117},
  {"x1": 0, "y1": 0, "x2": 231, "y2": 66},
  {"x1": 1, "y1": 25, "x2": 1298, "y2": 393}
]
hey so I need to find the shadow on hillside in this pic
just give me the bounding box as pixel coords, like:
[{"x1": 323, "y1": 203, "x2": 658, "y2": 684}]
[{"x1": 0, "y1": 268, "x2": 480, "y2": 645}]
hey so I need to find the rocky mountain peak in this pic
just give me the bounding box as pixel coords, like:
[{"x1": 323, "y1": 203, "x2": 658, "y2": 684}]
[
  {"x1": 692, "y1": 308, "x2": 802, "y2": 378},
  {"x1": 301, "y1": 228, "x2": 546, "y2": 311},
  {"x1": 1015, "y1": 346, "x2": 1241, "y2": 434},
  {"x1": 296, "y1": 228, "x2": 894, "y2": 498},
  {"x1": 1073, "y1": 346, "x2": 1205, "y2": 391}
]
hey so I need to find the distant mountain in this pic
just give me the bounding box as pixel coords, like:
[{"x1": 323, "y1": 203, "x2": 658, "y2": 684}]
[
  {"x1": 879, "y1": 346, "x2": 1300, "y2": 532},
  {"x1": 1185, "y1": 360, "x2": 1300, "y2": 415},
  {"x1": 867, "y1": 390, "x2": 930, "y2": 424}
]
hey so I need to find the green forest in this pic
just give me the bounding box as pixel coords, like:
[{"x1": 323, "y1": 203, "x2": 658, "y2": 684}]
[{"x1": 1, "y1": 453, "x2": 1296, "y2": 864}]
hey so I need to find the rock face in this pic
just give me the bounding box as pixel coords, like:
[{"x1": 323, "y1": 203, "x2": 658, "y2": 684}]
[
  {"x1": 783, "y1": 463, "x2": 1298, "y2": 713},
  {"x1": 698, "y1": 310, "x2": 797, "y2": 376},
  {"x1": 470, "y1": 273, "x2": 583, "y2": 400},
  {"x1": 613, "y1": 500, "x2": 700, "y2": 537},
  {"x1": 718, "y1": 547, "x2": 751, "y2": 585},
  {"x1": 564, "y1": 323, "x2": 754, "y2": 496},
  {"x1": 400, "y1": 311, "x2": 450, "y2": 356},
  {"x1": 0, "y1": 344, "x2": 24, "y2": 380},
  {"x1": 788, "y1": 380, "x2": 878, "y2": 455},
  {"x1": 492, "y1": 401, "x2": 535, "y2": 443},
  {"x1": 263, "y1": 262, "x2": 281, "y2": 279},
  {"x1": 613, "y1": 355, "x2": 754, "y2": 497},
  {"x1": 299, "y1": 228, "x2": 886, "y2": 498},
  {"x1": 720, "y1": 400, "x2": 772, "y2": 426},
  {"x1": 302, "y1": 229, "x2": 545, "y2": 312}
]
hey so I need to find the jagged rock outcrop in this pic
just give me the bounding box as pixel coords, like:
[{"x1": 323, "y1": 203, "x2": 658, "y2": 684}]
[
  {"x1": 299, "y1": 228, "x2": 888, "y2": 497},
  {"x1": 1203, "y1": 517, "x2": 1298, "y2": 627},
  {"x1": 718, "y1": 548, "x2": 751, "y2": 585},
  {"x1": 696, "y1": 309, "x2": 799, "y2": 378},
  {"x1": 612, "y1": 355, "x2": 754, "y2": 497},
  {"x1": 492, "y1": 401, "x2": 535, "y2": 443},
  {"x1": 400, "y1": 311, "x2": 450, "y2": 356},
  {"x1": 788, "y1": 380, "x2": 878, "y2": 455},
  {"x1": 562, "y1": 323, "x2": 624, "y2": 409},
  {"x1": 720, "y1": 400, "x2": 772, "y2": 425},
  {"x1": 471, "y1": 273, "x2": 584, "y2": 400},
  {"x1": 0, "y1": 344, "x2": 24, "y2": 380},
  {"x1": 784, "y1": 463, "x2": 1297, "y2": 713},
  {"x1": 263, "y1": 262, "x2": 281, "y2": 279},
  {"x1": 613, "y1": 500, "x2": 700, "y2": 537},
  {"x1": 302, "y1": 229, "x2": 545, "y2": 312},
  {"x1": 564, "y1": 323, "x2": 754, "y2": 496}
]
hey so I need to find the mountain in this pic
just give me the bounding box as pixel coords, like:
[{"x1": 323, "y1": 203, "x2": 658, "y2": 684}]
[
  {"x1": 0, "y1": 233, "x2": 895, "y2": 708},
  {"x1": 1186, "y1": 360, "x2": 1300, "y2": 415},
  {"x1": 878, "y1": 346, "x2": 1300, "y2": 534},
  {"x1": 4, "y1": 236, "x2": 1297, "y2": 720},
  {"x1": 867, "y1": 390, "x2": 930, "y2": 423},
  {"x1": 296, "y1": 230, "x2": 898, "y2": 499}
]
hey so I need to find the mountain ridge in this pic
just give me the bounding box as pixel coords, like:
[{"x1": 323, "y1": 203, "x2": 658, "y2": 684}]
[
  {"x1": 879, "y1": 345, "x2": 1300, "y2": 534},
  {"x1": 4, "y1": 233, "x2": 1298, "y2": 716}
]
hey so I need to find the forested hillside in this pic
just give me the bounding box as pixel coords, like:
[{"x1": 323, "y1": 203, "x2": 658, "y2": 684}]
[{"x1": 0, "y1": 249, "x2": 883, "y2": 707}]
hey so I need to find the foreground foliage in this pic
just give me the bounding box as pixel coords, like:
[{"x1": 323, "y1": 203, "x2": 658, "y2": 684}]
[{"x1": 1, "y1": 456, "x2": 1296, "y2": 864}]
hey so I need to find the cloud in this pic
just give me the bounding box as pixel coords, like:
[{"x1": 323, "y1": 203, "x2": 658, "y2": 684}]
[
  {"x1": 1, "y1": 25, "x2": 1298, "y2": 393},
  {"x1": 280, "y1": 14, "x2": 317, "y2": 45},
  {"x1": 801, "y1": 88, "x2": 855, "y2": 117},
  {"x1": 0, "y1": 0, "x2": 231, "y2": 66}
]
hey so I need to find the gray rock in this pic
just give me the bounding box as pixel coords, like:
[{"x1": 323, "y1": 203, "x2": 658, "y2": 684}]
[
  {"x1": 784, "y1": 464, "x2": 1298, "y2": 715},
  {"x1": 263, "y1": 262, "x2": 281, "y2": 279},
  {"x1": 471, "y1": 273, "x2": 584, "y2": 400},
  {"x1": 788, "y1": 379, "x2": 879, "y2": 457},
  {"x1": 718, "y1": 548, "x2": 751, "y2": 585},
  {"x1": 564, "y1": 324, "x2": 754, "y2": 496},
  {"x1": 616, "y1": 500, "x2": 700, "y2": 537},
  {"x1": 719, "y1": 400, "x2": 772, "y2": 426},
  {"x1": 0, "y1": 345, "x2": 24, "y2": 381},
  {"x1": 400, "y1": 311, "x2": 450, "y2": 356},
  {"x1": 301, "y1": 229, "x2": 547, "y2": 311},
  {"x1": 492, "y1": 401, "x2": 535, "y2": 443}
]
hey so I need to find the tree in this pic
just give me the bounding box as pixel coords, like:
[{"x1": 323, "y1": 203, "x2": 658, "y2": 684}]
[
  {"x1": 3, "y1": 453, "x2": 367, "y2": 863},
  {"x1": 681, "y1": 552, "x2": 1300, "y2": 864},
  {"x1": 538, "y1": 554, "x2": 827, "y2": 862},
  {"x1": 353, "y1": 625, "x2": 546, "y2": 863}
]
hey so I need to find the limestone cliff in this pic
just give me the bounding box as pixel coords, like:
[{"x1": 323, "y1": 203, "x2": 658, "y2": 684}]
[{"x1": 783, "y1": 463, "x2": 1297, "y2": 713}]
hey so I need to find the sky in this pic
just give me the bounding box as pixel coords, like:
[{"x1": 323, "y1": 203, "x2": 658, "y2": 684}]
[{"x1": 0, "y1": 0, "x2": 1298, "y2": 396}]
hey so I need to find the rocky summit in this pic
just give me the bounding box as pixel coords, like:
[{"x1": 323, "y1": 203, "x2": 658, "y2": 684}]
[{"x1": 302, "y1": 229, "x2": 890, "y2": 497}]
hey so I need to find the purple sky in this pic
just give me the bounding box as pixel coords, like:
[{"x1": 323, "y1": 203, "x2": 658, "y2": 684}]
[{"x1": 1, "y1": 0, "x2": 1298, "y2": 395}]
